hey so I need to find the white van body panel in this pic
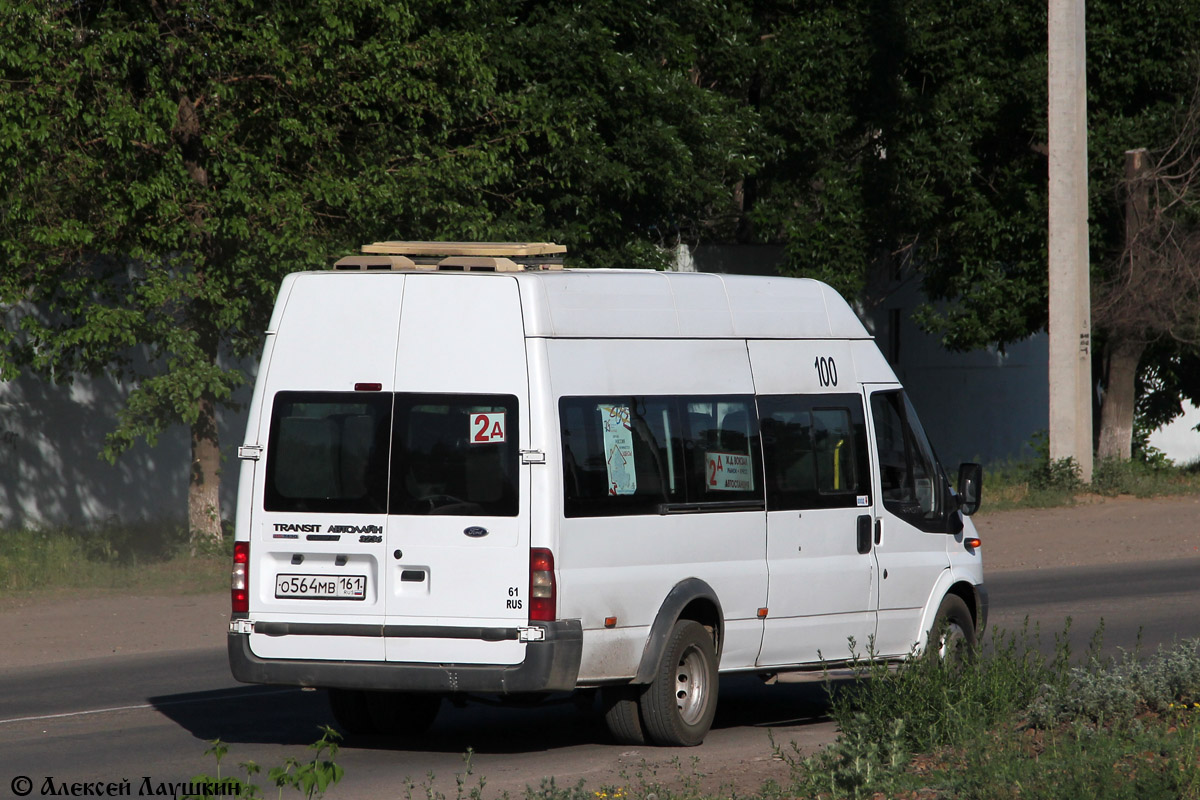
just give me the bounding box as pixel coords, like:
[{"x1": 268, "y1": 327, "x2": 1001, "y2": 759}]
[
  {"x1": 724, "y1": 276, "x2": 839, "y2": 338},
  {"x1": 245, "y1": 274, "x2": 407, "y2": 662},
  {"x1": 523, "y1": 335, "x2": 559, "y2": 554},
  {"x1": 850, "y1": 340, "x2": 900, "y2": 384},
  {"x1": 262, "y1": 272, "x2": 405, "y2": 391},
  {"x1": 863, "y1": 383, "x2": 962, "y2": 658},
  {"x1": 911, "y1": 542, "x2": 984, "y2": 655},
  {"x1": 545, "y1": 338, "x2": 756, "y2": 396}
]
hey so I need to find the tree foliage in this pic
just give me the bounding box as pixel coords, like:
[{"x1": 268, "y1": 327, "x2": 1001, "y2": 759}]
[
  {"x1": 4, "y1": 0, "x2": 1200, "y2": 533},
  {"x1": 0, "y1": 0, "x2": 544, "y2": 540}
]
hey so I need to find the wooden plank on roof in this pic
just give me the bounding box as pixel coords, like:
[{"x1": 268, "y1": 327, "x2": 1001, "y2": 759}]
[{"x1": 361, "y1": 241, "x2": 567, "y2": 257}]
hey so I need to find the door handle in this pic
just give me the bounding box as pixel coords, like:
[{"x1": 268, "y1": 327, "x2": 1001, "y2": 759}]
[
  {"x1": 856, "y1": 515, "x2": 872, "y2": 555},
  {"x1": 875, "y1": 519, "x2": 882, "y2": 546}
]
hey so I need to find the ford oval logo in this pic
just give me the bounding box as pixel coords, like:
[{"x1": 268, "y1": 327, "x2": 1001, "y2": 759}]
[{"x1": 463, "y1": 526, "x2": 489, "y2": 538}]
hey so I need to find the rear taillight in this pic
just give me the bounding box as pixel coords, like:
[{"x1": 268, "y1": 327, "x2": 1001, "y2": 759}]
[
  {"x1": 232, "y1": 541, "x2": 249, "y2": 614},
  {"x1": 529, "y1": 548, "x2": 556, "y2": 622}
]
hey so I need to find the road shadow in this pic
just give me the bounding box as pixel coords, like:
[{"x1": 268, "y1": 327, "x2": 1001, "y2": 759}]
[{"x1": 149, "y1": 674, "x2": 837, "y2": 754}]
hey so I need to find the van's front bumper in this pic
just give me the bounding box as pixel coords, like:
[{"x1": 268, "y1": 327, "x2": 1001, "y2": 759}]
[{"x1": 228, "y1": 619, "x2": 583, "y2": 694}]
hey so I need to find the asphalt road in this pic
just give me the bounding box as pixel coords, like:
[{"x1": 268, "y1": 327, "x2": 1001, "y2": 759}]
[
  {"x1": 985, "y1": 556, "x2": 1200, "y2": 656},
  {"x1": 2, "y1": 557, "x2": 1199, "y2": 799}
]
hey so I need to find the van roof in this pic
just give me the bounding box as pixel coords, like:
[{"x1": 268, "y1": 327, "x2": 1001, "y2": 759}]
[
  {"x1": 294, "y1": 264, "x2": 871, "y2": 340},
  {"x1": 517, "y1": 269, "x2": 871, "y2": 340}
]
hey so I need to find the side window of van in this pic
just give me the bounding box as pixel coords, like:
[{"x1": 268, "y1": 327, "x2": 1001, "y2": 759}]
[
  {"x1": 870, "y1": 390, "x2": 949, "y2": 531},
  {"x1": 264, "y1": 392, "x2": 392, "y2": 513},
  {"x1": 758, "y1": 394, "x2": 871, "y2": 511},
  {"x1": 682, "y1": 398, "x2": 760, "y2": 500},
  {"x1": 390, "y1": 393, "x2": 519, "y2": 517},
  {"x1": 560, "y1": 395, "x2": 762, "y2": 517}
]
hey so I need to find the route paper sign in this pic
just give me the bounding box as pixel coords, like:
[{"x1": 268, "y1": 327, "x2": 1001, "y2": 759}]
[
  {"x1": 599, "y1": 404, "x2": 636, "y2": 495},
  {"x1": 470, "y1": 412, "x2": 506, "y2": 443},
  {"x1": 706, "y1": 451, "x2": 754, "y2": 492}
]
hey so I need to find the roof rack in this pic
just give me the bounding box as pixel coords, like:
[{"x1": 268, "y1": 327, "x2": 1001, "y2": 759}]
[{"x1": 333, "y1": 241, "x2": 566, "y2": 272}]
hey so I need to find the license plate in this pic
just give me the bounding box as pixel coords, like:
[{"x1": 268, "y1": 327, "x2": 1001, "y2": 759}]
[{"x1": 275, "y1": 574, "x2": 367, "y2": 600}]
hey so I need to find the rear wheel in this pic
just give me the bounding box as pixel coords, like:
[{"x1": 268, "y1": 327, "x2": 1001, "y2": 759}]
[
  {"x1": 601, "y1": 684, "x2": 646, "y2": 745},
  {"x1": 328, "y1": 688, "x2": 376, "y2": 734},
  {"x1": 638, "y1": 620, "x2": 718, "y2": 746},
  {"x1": 328, "y1": 689, "x2": 441, "y2": 737}
]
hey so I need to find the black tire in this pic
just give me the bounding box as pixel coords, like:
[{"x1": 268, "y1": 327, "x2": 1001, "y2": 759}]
[
  {"x1": 327, "y1": 688, "x2": 377, "y2": 735},
  {"x1": 638, "y1": 620, "x2": 718, "y2": 746},
  {"x1": 328, "y1": 689, "x2": 441, "y2": 737},
  {"x1": 929, "y1": 594, "x2": 977, "y2": 661},
  {"x1": 601, "y1": 684, "x2": 647, "y2": 745}
]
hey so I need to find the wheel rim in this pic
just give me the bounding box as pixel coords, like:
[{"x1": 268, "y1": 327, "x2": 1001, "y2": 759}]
[
  {"x1": 937, "y1": 620, "x2": 968, "y2": 660},
  {"x1": 674, "y1": 644, "x2": 710, "y2": 725}
]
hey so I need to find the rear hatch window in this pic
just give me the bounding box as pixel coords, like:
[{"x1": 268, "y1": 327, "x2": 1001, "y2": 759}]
[
  {"x1": 390, "y1": 394, "x2": 519, "y2": 517},
  {"x1": 264, "y1": 391, "x2": 518, "y2": 517},
  {"x1": 264, "y1": 392, "x2": 392, "y2": 513}
]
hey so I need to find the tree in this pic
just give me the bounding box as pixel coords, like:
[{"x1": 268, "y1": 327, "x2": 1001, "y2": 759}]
[
  {"x1": 0, "y1": 0, "x2": 530, "y2": 547},
  {"x1": 1084, "y1": 0, "x2": 1200, "y2": 459},
  {"x1": 1093, "y1": 99, "x2": 1200, "y2": 459},
  {"x1": 730, "y1": 1, "x2": 1200, "y2": 455}
]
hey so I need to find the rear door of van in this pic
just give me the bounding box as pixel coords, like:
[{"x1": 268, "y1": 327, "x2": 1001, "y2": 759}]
[
  {"x1": 248, "y1": 273, "x2": 404, "y2": 663},
  {"x1": 385, "y1": 274, "x2": 532, "y2": 666}
]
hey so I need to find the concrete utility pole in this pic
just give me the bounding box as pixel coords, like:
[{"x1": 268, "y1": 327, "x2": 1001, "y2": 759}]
[{"x1": 1047, "y1": 0, "x2": 1093, "y2": 482}]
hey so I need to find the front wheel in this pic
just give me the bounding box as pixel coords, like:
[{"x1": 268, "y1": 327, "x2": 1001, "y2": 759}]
[
  {"x1": 638, "y1": 620, "x2": 718, "y2": 746},
  {"x1": 929, "y1": 594, "x2": 977, "y2": 661}
]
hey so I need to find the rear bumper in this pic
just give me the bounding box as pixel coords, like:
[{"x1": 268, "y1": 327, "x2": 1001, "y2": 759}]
[{"x1": 228, "y1": 619, "x2": 583, "y2": 694}]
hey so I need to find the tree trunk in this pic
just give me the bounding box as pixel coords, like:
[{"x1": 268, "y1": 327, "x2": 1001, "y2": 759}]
[
  {"x1": 1096, "y1": 338, "x2": 1146, "y2": 460},
  {"x1": 189, "y1": 395, "x2": 223, "y2": 553}
]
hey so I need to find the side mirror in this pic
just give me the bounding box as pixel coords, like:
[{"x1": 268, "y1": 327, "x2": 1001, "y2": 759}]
[{"x1": 957, "y1": 462, "x2": 983, "y2": 516}]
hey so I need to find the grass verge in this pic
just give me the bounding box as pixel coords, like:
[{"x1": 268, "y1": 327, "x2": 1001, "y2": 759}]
[
  {"x1": 775, "y1": 624, "x2": 1200, "y2": 800},
  {"x1": 0, "y1": 520, "x2": 229, "y2": 596},
  {"x1": 984, "y1": 452, "x2": 1200, "y2": 511}
]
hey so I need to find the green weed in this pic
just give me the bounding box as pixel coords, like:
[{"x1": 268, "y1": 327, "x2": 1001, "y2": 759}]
[
  {"x1": 189, "y1": 632, "x2": 1200, "y2": 800},
  {"x1": 1028, "y1": 638, "x2": 1200, "y2": 727},
  {"x1": 183, "y1": 727, "x2": 344, "y2": 800}
]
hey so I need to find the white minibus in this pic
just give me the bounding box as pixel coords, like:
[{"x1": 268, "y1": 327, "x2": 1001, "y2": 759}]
[{"x1": 228, "y1": 241, "x2": 986, "y2": 746}]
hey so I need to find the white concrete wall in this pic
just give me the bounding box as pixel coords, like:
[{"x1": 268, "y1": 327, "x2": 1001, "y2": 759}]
[
  {"x1": 0, "y1": 372, "x2": 249, "y2": 530},
  {"x1": 1148, "y1": 404, "x2": 1200, "y2": 465}
]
